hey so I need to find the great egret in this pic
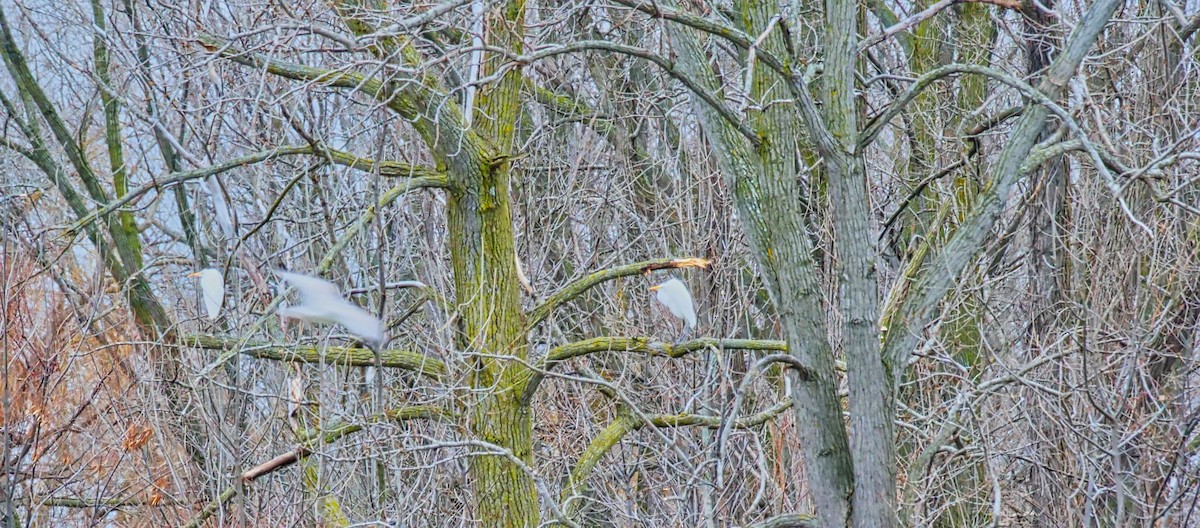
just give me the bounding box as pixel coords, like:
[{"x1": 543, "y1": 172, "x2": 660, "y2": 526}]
[
  {"x1": 188, "y1": 268, "x2": 225, "y2": 321},
  {"x1": 275, "y1": 270, "x2": 385, "y2": 348},
  {"x1": 650, "y1": 277, "x2": 696, "y2": 343}
]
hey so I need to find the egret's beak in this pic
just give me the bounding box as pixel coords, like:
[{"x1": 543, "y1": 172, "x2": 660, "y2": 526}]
[
  {"x1": 649, "y1": 285, "x2": 662, "y2": 292},
  {"x1": 187, "y1": 272, "x2": 202, "y2": 278}
]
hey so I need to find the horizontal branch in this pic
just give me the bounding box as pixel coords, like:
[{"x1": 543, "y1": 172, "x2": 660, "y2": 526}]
[
  {"x1": 546, "y1": 336, "x2": 786, "y2": 363},
  {"x1": 64, "y1": 144, "x2": 446, "y2": 237},
  {"x1": 526, "y1": 78, "x2": 616, "y2": 139},
  {"x1": 748, "y1": 513, "x2": 821, "y2": 528},
  {"x1": 201, "y1": 34, "x2": 493, "y2": 184},
  {"x1": 36, "y1": 496, "x2": 179, "y2": 508},
  {"x1": 527, "y1": 257, "x2": 710, "y2": 328},
  {"x1": 521, "y1": 336, "x2": 822, "y2": 404},
  {"x1": 200, "y1": 35, "x2": 386, "y2": 95},
  {"x1": 1021, "y1": 137, "x2": 1130, "y2": 176},
  {"x1": 180, "y1": 334, "x2": 447, "y2": 381},
  {"x1": 646, "y1": 398, "x2": 792, "y2": 429}
]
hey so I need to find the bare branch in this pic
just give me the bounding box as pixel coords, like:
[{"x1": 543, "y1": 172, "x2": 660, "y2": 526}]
[
  {"x1": 563, "y1": 399, "x2": 793, "y2": 514},
  {"x1": 36, "y1": 497, "x2": 180, "y2": 508},
  {"x1": 881, "y1": 0, "x2": 1126, "y2": 374},
  {"x1": 488, "y1": 40, "x2": 761, "y2": 146},
  {"x1": 608, "y1": 0, "x2": 755, "y2": 51},
  {"x1": 745, "y1": 513, "x2": 821, "y2": 528},
  {"x1": 545, "y1": 336, "x2": 787, "y2": 363},
  {"x1": 521, "y1": 336, "x2": 836, "y2": 405},
  {"x1": 861, "y1": 64, "x2": 1044, "y2": 148},
  {"x1": 859, "y1": 0, "x2": 1020, "y2": 52},
  {"x1": 65, "y1": 145, "x2": 447, "y2": 239},
  {"x1": 180, "y1": 335, "x2": 447, "y2": 381},
  {"x1": 717, "y1": 353, "x2": 812, "y2": 487},
  {"x1": 527, "y1": 257, "x2": 710, "y2": 328},
  {"x1": 182, "y1": 405, "x2": 450, "y2": 528}
]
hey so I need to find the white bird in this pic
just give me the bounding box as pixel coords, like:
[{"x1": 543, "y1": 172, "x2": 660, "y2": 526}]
[
  {"x1": 275, "y1": 270, "x2": 385, "y2": 348},
  {"x1": 650, "y1": 277, "x2": 696, "y2": 343},
  {"x1": 188, "y1": 268, "x2": 225, "y2": 321}
]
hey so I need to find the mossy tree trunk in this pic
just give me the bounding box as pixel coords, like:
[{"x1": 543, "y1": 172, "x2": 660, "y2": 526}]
[
  {"x1": 665, "y1": 4, "x2": 856, "y2": 525},
  {"x1": 328, "y1": 1, "x2": 539, "y2": 525}
]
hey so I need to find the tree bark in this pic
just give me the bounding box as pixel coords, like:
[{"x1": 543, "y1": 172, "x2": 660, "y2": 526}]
[
  {"x1": 821, "y1": 0, "x2": 897, "y2": 522},
  {"x1": 667, "y1": 7, "x2": 854, "y2": 525}
]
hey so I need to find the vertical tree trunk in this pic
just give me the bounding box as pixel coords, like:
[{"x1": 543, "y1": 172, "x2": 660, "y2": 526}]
[
  {"x1": 823, "y1": 0, "x2": 896, "y2": 522},
  {"x1": 1025, "y1": 0, "x2": 1067, "y2": 335},
  {"x1": 325, "y1": 1, "x2": 539, "y2": 524},
  {"x1": 667, "y1": 7, "x2": 855, "y2": 525},
  {"x1": 447, "y1": 161, "x2": 539, "y2": 526},
  {"x1": 457, "y1": 2, "x2": 540, "y2": 525}
]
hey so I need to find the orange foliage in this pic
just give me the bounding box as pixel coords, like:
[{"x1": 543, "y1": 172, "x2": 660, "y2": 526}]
[
  {"x1": 2, "y1": 242, "x2": 184, "y2": 523},
  {"x1": 123, "y1": 424, "x2": 154, "y2": 451}
]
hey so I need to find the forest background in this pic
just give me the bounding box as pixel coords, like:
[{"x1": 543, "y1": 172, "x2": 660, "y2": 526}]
[{"x1": 2, "y1": 0, "x2": 1200, "y2": 526}]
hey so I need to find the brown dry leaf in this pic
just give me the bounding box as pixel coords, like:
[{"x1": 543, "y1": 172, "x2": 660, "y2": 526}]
[
  {"x1": 88, "y1": 457, "x2": 107, "y2": 478},
  {"x1": 147, "y1": 476, "x2": 170, "y2": 506},
  {"x1": 122, "y1": 425, "x2": 154, "y2": 451}
]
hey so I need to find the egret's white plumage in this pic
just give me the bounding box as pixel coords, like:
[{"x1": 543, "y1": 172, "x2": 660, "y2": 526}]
[
  {"x1": 650, "y1": 278, "x2": 696, "y2": 341},
  {"x1": 275, "y1": 270, "x2": 385, "y2": 348},
  {"x1": 188, "y1": 268, "x2": 224, "y2": 321}
]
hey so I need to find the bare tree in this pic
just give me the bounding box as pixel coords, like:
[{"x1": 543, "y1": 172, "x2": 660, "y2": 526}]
[{"x1": 1, "y1": 0, "x2": 1199, "y2": 527}]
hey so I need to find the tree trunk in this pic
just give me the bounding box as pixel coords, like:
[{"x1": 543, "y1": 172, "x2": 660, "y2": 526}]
[
  {"x1": 455, "y1": 1, "x2": 540, "y2": 525},
  {"x1": 667, "y1": 8, "x2": 854, "y2": 525}
]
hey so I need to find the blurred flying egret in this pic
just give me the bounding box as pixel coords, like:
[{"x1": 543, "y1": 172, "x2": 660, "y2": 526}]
[
  {"x1": 188, "y1": 268, "x2": 225, "y2": 321},
  {"x1": 650, "y1": 277, "x2": 696, "y2": 343},
  {"x1": 275, "y1": 270, "x2": 385, "y2": 348}
]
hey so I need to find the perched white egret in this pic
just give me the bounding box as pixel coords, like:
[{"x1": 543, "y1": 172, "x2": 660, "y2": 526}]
[
  {"x1": 650, "y1": 277, "x2": 696, "y2": 343},
  {"x1": 275, "y1": 270, "x2": 385, "y2": 348},
  {"x1": 187, "y1": 268, "x2": 225, "y2": 321}
]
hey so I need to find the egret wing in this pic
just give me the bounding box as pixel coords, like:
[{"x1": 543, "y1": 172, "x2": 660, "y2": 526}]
[
  {"x1": 199, "y1": 269, "x2": 224, "y2": 320},
  {"x1": 330, "y1": 299, "x2": 385, "y2": 347},
  {"x1": 275, "y1": 270, "x2": 343, "y2": 303},
  {"x1": 279, "y1": 304, "x2": 337, "y2": 324}
]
